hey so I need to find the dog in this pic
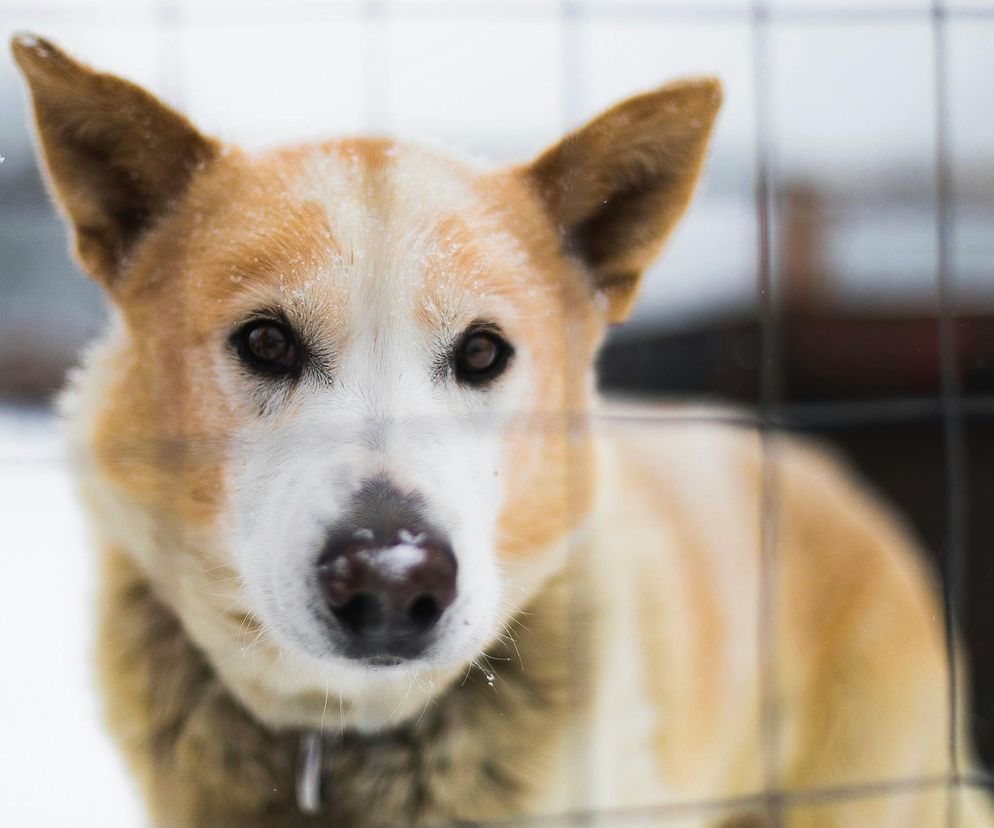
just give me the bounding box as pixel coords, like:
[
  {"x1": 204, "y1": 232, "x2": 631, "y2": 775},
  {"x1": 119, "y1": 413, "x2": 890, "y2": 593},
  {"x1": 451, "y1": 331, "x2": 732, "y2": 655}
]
[{"x1": 13, "y1": 33, "x2": 994, "y2": 827}]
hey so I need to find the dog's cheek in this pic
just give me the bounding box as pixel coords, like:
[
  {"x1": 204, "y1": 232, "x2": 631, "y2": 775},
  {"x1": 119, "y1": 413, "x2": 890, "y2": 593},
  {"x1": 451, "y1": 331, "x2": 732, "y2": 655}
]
[
  {"x1": 440, "y1": 545, "x2": 502, "y2": 666},
  {"x1": 411, "y1": 415, "x2": 504, "y2": 661},
  {"x1": 488, "y1": 356, "x2": 598, "y2": 612},
  {"x1": 224, "y1": 422, "x2": 354, "y2": 655}
]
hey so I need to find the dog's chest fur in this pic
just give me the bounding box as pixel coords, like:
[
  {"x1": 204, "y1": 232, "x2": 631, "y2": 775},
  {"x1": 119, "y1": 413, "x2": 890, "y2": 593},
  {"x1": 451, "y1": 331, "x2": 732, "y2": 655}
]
[{"x1": 99, "y1": 548, "x2": 574, "y2": 827}]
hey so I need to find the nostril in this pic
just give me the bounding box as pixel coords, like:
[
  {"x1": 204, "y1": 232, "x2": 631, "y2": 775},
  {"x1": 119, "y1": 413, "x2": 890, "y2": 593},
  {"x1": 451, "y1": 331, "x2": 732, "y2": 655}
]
[
  {"x1": 332, "y1": 592, "x2": 386, "y2": 637},
  {"x1": 406, "y1": 593, "x2": 442, "y2": 636},
  {"x1": 318, "y1": 497, "x2": 458, "y2": 649}
]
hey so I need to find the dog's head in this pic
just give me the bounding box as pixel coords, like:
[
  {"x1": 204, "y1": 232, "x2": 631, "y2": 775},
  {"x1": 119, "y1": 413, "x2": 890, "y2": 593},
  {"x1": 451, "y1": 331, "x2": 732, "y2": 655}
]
[{"x1": 13, "y1": 35, "x2": 720, "y2": 721}]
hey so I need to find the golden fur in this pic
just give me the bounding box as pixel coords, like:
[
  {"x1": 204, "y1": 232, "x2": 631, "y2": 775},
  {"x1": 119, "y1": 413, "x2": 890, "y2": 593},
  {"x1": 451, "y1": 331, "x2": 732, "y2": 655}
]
[{"x1": 13, "y1": 33, "x2": 994, "y2": 827}]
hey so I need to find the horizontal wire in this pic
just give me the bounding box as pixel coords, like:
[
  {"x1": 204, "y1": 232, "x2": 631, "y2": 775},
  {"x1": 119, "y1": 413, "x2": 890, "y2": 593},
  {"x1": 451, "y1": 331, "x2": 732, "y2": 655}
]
[
  {"x1": 961, "y1": 771, "x2": 994, "y2": 788},
  {"x1": 493, "y1": 773, "x2": 956, "y2": 826},
  {"x1": 772, "y1": 394, "x2": 994, "y2": 428},
  {"x1": 3, "y1": 0, "x2": 992, "y2": 819},
  {"x1": 3, "y1": 1, "x2": 994, "y2": 24},
  {"x1": 1, "y1": 394, "x2": 993, "y2": 466}
]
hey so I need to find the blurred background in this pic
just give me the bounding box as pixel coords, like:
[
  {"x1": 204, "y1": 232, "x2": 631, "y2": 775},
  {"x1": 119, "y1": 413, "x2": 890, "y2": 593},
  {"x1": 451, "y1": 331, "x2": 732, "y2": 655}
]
[{"x1": 0, "y1": 0, "x2": 992, "y2": 823}]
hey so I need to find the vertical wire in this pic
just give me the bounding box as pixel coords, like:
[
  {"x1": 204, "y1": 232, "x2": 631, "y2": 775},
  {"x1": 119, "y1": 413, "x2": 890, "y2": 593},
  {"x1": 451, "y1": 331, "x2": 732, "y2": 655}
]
[
  {"x1": 156, "y1": 0, "x2": 184, "y2": 110},
  {"x1": 931, "y1": 1, "x2": 968, "y2": 825},
  {"x1": 363, "y1": 0, "x2": 388, "y2": 133},
  {"x1": 751, "y1": 1, "x2": 783, "y2": 824},
  {"x1": 560, "y1": 0, "x2": 585, "y2": 138},
  {"x1": 157, "y1": 0, "x2": 185, "y2": 634},
  {"x1": 558, "y1": 1, "x2": 595, "y2": 819}
]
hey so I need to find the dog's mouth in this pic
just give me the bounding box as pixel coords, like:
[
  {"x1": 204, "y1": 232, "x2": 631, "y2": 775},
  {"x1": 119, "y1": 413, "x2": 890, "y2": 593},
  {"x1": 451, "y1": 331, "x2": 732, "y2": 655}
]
[
  {"x1": 360, "y1": 654, "x2": 406, "y2": 668},
  {"x1": 309, "y1": 602, "x2": 445, "y2": 665}
]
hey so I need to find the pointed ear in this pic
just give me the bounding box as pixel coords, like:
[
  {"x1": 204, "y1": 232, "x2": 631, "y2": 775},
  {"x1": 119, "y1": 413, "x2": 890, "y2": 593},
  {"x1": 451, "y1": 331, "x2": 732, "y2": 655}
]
[
  {"x1": 11, "y1": 34, "x2": 218, "y2": 286},
  {"x1": 525, "y1": 78, "x2": 722, "y2": 323}
]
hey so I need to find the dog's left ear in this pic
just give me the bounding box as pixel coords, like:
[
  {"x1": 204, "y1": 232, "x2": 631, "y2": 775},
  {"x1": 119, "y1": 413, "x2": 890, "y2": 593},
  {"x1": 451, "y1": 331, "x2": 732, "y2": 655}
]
[
  {"x1": 11, "y1": 33, "x2": 218, "y2": 287},
  {"x1": 525, "y1": 78, "x2": 722, "y2": 322}
]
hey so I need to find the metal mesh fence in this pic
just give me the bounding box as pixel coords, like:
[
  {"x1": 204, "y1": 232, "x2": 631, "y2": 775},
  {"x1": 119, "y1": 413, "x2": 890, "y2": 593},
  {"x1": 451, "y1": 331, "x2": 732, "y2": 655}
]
[{"x1": 1, "y1": 0, "x2": 993, "y2": 824}]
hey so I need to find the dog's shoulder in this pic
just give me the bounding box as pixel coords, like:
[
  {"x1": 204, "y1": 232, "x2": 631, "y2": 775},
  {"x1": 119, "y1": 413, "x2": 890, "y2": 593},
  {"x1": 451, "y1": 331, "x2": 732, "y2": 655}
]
[
  {"x1": 593, "y1": 397, "x2": 943, "y2": 644},
  {"x1": 594, "y1": 398, "x2": 935, "y2": 580},
  {"x1": 589, "y1": 398, "x2": 951, "y2": 796}
]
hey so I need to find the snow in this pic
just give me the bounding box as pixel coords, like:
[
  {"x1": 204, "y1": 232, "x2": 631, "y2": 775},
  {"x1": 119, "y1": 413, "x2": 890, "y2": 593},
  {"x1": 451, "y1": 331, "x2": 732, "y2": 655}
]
[
  {"x1": 397, "y1": 529, "x2": 426, "y2": 545},
  {"x1": 331, "y1": 555, "x2": 352, "y2": 578},
  {"x1": 0, "y1": 405, "x2": 144, "y2": 826},
  {"x1": 370, "y1": 544, "x2": 426, "y2": 581},
  {"x1": 349, "y1": 534, "x2": 429, "y2": 582},
  {"x1": 11, "y1": 33, "x2": 43, "y2": 53}
]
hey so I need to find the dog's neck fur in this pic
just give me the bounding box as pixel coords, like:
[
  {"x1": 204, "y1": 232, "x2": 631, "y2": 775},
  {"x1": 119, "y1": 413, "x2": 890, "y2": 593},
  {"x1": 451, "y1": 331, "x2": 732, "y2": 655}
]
[{"x1": 98, "y1": 545, "x2": 582, "y2": 827}]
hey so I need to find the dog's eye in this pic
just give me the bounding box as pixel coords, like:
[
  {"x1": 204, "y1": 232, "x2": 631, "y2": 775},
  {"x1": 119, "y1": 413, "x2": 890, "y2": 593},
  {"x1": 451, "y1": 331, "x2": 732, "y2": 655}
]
[
  {"x1": 233, "y1": 319, "x2": 299, "y2": 376},
  {"x1": 453, "y1": 328, "x2": 512, "y2": 386}
]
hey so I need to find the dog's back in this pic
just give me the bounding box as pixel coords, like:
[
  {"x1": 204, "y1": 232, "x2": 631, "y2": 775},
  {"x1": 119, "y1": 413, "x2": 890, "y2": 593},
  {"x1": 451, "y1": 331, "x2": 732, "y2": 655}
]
[{"x1": 560, "y1": 404, "x2": 991, "y2": 824}]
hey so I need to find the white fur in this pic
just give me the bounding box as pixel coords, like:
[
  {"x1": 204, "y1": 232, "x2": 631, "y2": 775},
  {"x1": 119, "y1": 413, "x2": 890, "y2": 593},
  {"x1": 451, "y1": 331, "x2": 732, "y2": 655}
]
[
  {"x1": 216, "y1": 148, "x2": 541, "y2": 724},
  {"x1": 63, "y1": 146, "x2": 558, "y2": 731}
]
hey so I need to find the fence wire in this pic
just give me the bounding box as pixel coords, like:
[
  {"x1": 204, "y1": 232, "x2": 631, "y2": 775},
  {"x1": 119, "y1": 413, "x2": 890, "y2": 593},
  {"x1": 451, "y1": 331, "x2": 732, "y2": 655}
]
[{"x1": 1, "y1": 0, "x2": 992, "y2": 825}]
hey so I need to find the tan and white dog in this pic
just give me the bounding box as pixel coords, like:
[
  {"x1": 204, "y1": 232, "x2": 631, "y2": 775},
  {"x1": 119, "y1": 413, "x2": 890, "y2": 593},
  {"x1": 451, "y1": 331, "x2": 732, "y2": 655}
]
[{"x1": 13, "y1": 34, "x2": 994, "y2": 828}]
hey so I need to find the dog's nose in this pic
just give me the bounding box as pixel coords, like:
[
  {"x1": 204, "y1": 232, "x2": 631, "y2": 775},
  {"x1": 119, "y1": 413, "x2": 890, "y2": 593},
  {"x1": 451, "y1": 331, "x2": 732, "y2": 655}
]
[
  {"x1": 316, "y1": 479, "x2": 457, "y2": 654},
  {"x1": 318, "y1": 531, "x2": 457, "y2": 643}
]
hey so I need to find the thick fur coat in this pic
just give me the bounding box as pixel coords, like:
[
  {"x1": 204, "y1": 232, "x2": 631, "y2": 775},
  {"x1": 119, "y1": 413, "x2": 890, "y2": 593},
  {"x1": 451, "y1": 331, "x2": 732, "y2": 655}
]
[{"x1": 13, "y1": 34, "x2": 994, "y2": 827}]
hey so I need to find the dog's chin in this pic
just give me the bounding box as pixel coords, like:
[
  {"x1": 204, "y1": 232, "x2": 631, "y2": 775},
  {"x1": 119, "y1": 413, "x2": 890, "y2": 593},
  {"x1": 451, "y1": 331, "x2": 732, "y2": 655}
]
[
  {"x1": 267, "y1": 611, "x2": 497, "y2": 681},
  {"x1": 355, "y1": 654, "x2": 409, "y2": 669},
  {"x1": 318, "y1": 626, "x2": 489, "y2": 676},
  {"x1": 209, "y1": 597, "x2": 503, "y2": 730},
  {"x1": 245, "y1": 573, "x2": 503, "y2": 692}
]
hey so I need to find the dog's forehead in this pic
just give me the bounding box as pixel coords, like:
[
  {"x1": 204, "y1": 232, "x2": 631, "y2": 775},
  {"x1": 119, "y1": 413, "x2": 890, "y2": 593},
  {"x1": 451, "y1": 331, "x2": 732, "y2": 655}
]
[
  {"x1": 178, "y1": 139, "x2": 555, "y2": 338},
  {"x1": 290, "y1": 141, "x2": 543, "y2": 326},
  {"x1": 290, "y1": 139, "x2": 483, "y2": 239}
]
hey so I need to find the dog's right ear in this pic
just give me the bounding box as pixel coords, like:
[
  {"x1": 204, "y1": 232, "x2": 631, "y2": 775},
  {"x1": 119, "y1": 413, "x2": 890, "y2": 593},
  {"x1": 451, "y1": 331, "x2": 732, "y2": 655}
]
[
  {"x1": 524, "y1": 78, "x2": 722, "y2": 323},
  {"x1": 11, "y1": 34, "x2": 218, "y2": 287}
]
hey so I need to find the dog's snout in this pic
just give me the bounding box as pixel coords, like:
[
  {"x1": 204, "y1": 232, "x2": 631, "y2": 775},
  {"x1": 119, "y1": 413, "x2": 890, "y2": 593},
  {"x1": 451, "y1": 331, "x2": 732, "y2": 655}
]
[
  {"x1": 319, "y1": 535, "x2": 457, "y2": 640},
  {"x1": 317, "y1": 478, "x2": 457, "y2": 657}
]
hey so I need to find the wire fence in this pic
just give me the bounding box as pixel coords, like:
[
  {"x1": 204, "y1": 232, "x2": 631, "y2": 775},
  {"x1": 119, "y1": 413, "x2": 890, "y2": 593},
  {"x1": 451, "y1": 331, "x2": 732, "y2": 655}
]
[{"x1": 1, "y1": 0, "x2": 993, "y2": 825}]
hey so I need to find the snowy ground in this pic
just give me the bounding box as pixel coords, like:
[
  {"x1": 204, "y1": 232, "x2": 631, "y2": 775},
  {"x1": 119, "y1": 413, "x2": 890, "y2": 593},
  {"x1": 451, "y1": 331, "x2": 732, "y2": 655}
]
[{"x1": 0, "y1": 404, "x2": 144, "y2": 826}]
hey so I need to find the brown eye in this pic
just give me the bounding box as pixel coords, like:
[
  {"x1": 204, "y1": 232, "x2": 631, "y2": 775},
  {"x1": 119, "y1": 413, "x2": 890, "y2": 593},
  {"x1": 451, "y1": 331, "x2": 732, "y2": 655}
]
[
  {"x1": 454, "y1": 328, "x2": 512, "y2": 386},
  {"x1": 233, "y1": 319, "x2": 300, "y2": 376}
]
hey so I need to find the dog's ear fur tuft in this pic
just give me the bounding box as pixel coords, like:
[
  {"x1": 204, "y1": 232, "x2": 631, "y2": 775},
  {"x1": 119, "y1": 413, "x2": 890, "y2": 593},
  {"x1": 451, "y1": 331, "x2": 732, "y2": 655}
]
[
  {"x1": 525, "y1": 78, "x2": 722, "y2": 323},
  {"x1": 11, "y1": 33, "x2": 218, "y2": 286}
]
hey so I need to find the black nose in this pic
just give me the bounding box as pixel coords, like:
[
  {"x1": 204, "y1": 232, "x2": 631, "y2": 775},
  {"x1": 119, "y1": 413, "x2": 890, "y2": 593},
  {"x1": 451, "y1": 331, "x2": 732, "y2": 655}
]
[
  {"x1": 317, "y1": 480, "x2": 457, "y2": 656},
  {"x1": 319, "y1": 534, "x2": 457, "y2": 640}
]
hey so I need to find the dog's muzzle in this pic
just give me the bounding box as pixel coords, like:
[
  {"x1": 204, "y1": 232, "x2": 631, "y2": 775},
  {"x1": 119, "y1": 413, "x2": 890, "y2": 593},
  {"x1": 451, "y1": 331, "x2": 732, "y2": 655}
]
[{"x1": 316, "y1": 478, "x2": 457, "y2": 661}]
